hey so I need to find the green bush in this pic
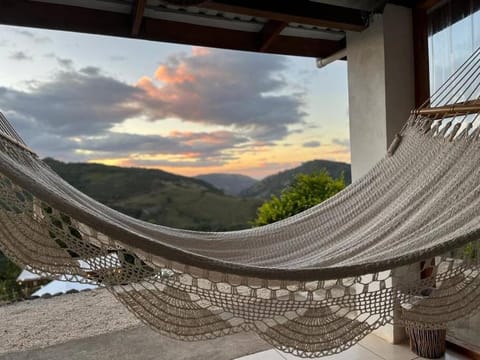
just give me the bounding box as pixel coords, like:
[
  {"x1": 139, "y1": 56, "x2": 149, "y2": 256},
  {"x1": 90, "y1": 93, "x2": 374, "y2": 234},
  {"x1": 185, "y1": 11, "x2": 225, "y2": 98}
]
[
  {"x1": 253, "y1": 171, "x2": 345, "y2": 226},
  {"x1": 0, "y1": 252, "x2": 22, "y2": 302},
  {"x1": 464, "y1": 242, "x2": 480, "y2": 260}
]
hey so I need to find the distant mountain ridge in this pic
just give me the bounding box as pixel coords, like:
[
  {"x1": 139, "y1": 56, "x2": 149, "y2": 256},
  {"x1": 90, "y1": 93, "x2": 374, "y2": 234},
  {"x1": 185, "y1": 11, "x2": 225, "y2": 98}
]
[
  {"x1": 195, "y1": 173, "x2": 258, "y2": 196},
  {"x1": 241, "y1": 159, "x2": 351, "y2": 199},
  {"x1": 43, "y1": 158, "x2": 261, "y2": 231},
  {"x1": 41, "y1": 158, "x2": 351, "y2": 228}
]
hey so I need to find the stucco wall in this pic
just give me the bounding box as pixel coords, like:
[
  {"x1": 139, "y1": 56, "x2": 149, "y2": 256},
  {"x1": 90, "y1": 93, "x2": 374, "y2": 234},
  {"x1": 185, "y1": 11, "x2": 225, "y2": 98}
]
[{"x1": 347, "y1": 5, "x2": 414, "y2": 181}]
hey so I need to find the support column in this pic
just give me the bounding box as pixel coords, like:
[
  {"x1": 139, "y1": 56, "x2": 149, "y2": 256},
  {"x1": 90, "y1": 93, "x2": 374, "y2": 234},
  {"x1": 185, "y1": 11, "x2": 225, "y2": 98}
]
[
  {"x1": 346, "y1": 4, "x2": 416, "y2": 343},
  {"x1": 347, "y1": 4, "x2": 415, "y2": 179}
]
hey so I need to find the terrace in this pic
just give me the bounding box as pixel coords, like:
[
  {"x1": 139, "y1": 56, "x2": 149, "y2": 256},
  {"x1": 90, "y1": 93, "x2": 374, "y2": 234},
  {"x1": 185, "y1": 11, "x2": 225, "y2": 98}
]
[{"x1": 0, "y1": 289, "x2": 471, "y2": 359}]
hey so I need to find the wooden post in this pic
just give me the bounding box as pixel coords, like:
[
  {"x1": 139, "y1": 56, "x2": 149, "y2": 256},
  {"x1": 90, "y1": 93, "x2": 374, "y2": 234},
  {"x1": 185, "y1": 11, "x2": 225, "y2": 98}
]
[{"x1": 413, "y1": 7, "x2": 430, "y2": 108}]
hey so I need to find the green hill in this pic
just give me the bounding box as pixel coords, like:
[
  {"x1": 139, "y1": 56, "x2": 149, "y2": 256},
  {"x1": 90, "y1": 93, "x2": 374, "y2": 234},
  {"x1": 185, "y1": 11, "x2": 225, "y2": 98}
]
[
  {"x1": 241, "y1": 159, "x2": 351, "y2": 199},
  {"x1": 195, "y1": 173, "x2": 258, "y2": 196},
  {"x1": 44, "y1": 158, "x2": 261, "y2": 231}
]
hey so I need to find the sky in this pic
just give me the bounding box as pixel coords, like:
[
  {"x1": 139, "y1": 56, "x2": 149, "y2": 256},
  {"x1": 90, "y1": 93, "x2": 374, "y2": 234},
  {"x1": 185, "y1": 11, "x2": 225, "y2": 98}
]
[{"x1": 0, "y1": 25, "x2": 350, "y2": 179}]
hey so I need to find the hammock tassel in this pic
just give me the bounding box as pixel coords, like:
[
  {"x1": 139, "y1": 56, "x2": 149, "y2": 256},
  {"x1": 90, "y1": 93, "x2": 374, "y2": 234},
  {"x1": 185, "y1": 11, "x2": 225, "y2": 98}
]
[
  {"x1": 387, "y1": 134, "x2": 402, "y2": 156},
  {"x1": 421, "y1": 119, "x2": 434, "y2": 134},
  {"x1": 439, "y1": 121, "x2": 452, "y2": 137},
  {"x1": 456, "y1": 122, "x2": 472, "y2": 139},
  {"x1": 448, "y1": 123, "x2": 462, "y2": 142}
]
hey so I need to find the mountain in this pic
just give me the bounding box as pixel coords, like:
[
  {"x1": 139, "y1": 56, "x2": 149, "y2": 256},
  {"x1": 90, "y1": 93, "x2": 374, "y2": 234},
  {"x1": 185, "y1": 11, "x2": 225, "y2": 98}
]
[
  {"x1": 241, "y1": 159, "x2": 351, "y2": 199},
  {"x1": 195, "y1": 173, "x2": 258, "y2": 196},
  {"x1": 43, "y1": 158, "x2": 261, "y2": 231}
]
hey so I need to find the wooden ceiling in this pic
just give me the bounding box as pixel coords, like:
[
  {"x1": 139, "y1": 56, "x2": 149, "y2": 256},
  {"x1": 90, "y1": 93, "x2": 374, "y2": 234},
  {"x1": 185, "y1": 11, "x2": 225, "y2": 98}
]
[{"x1": 0, "y1": 1, "x2": 432, "y2": 58}]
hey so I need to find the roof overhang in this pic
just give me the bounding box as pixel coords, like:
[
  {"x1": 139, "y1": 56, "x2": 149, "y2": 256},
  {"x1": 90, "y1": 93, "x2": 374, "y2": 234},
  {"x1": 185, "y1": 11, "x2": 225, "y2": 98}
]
[
  {"x1": 0, "y1": 1, "x2": 432, "y2": 58},
  {"x1": 0, "y1": 0, "x2": 375, "y2": 58}
]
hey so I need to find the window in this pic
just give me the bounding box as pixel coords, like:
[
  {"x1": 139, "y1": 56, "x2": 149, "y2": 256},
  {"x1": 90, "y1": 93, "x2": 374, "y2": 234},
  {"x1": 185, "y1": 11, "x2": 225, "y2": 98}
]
[{"x1": 428, "y1": 1, "x2": 480, "y2": 353}]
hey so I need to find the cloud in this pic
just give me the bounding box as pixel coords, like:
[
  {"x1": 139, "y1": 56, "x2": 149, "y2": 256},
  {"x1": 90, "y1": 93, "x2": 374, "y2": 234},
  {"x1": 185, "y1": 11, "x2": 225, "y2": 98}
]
[
  {"x1": 14, "y1": 29, "x2": 35, "y2": 37},
  {"x1": 76, "y1": 130, "x2": 247, "y2": 159},
  {"x1": 9, "y1": 51, "x2": 32, "y2": 61},
  {"x1": 122, "y1": 158, "x2": 232, "y2": 168},
  {"x1": 0, "y1": 48, "x2": 306, "y2": 166},
  {"x1": 57, "y1": 57, "x2": 73, "y2": 69},
  {"x1": 3, "y1": 48, "x2": 305, "y2": 139},
  {"x1": 135, "y1": 49, "x2": 306, "y2": 141},
  {"x1": 192, "y1": 46, "x2": 210, "y2": 56},
  {"x1": 2, "y1": 105, "x2": 248, "y2": 162},
  {"x1": 80, "y1": 66, "x2": 101, "y2": 76},
  {"x1": 302, "y1": 140, "x2": 321, "y2": 148},
  {"x1": 0, "y1": 70, "x2": 142, "y2": 138},
  {"x1": 47, "y1": 54, "x2": 74, "y2": 70},
  {"x1": 332, "y1": 138, "x2": 350, "y2": 148},
  {"x1": 322, "y1": 138, "x2": 350, "y2": 163},
  {"x1": 13, "y1": 29, "x2": 50, "y2": 43}
]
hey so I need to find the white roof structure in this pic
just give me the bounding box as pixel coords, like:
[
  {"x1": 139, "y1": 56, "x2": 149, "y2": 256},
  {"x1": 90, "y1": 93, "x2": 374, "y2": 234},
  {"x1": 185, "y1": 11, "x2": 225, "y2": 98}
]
[
  {"x1": 31, "y1": 275, "x2": 98, "y2": 297},
  {"x1": 17, "y1": 253, "x2": 121, "y2": 284},
  {"x1": 78, "y1": 253, "x2": 121, "y2": 272},
  {"x1": 16, "y1": 269, "x2": 46, "y2": 282},
  {"x1": 27, "y1": 254, "x2": 119, "y2": 297}
]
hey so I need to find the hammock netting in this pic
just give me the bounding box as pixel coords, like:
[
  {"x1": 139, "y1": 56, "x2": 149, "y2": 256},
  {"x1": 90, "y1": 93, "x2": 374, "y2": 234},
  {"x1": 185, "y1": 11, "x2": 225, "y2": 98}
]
[{"x1": 1, "y1": 48, "x2": 480, "y2": 358}]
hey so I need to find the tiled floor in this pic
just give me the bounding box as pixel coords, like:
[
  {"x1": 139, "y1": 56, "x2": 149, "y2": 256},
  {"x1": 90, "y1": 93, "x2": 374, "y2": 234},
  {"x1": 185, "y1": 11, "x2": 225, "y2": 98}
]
[{"x1": 235, "y1": 334, "x2": 471, "y2": 360}]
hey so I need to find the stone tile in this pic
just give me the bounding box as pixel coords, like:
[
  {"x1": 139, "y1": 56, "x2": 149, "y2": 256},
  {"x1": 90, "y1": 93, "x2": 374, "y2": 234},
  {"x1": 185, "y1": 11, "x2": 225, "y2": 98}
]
[
  {"x1": 277, "y1": 344, "x2": 384, "y2": 360},
  {"x1": 359, "y1": 334, "x2": 417, "y2": 360},
  {"x1": 236, "y1": 349, "x2": 285, "y2": 360}
]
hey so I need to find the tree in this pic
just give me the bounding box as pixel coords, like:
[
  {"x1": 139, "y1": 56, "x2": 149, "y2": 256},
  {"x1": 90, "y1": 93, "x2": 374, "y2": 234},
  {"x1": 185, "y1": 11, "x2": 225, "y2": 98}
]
[
  {"x1": 253, "y1": 171, "x2": 345, "y2": 226},
  {"x1": 0, "y1": 252, "x2": 22, "y2": 303}
]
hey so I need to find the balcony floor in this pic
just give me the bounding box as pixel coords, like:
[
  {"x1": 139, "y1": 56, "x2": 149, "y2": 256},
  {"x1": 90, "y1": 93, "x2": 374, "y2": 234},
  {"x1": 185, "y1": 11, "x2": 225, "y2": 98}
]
[
  {"x1": 235, "y1": 334, "x2": 471, "y2": 360},
  {"x1": 0, "y1": 290, "x2": 474, "y2": 360}
]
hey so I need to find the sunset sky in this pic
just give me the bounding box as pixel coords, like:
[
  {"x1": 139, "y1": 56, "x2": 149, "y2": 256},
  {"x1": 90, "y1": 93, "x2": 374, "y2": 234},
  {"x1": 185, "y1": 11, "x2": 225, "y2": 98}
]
[{"x1": 0, "y1": 25, "x2": 350, "y2": 179}]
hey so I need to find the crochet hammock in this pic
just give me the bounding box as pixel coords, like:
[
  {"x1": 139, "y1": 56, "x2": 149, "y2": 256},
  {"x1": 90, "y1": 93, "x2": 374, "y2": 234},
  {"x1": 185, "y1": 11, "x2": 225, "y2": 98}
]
[{"x1": 1, "y1": 49, "x2": 480, "y2": 358}]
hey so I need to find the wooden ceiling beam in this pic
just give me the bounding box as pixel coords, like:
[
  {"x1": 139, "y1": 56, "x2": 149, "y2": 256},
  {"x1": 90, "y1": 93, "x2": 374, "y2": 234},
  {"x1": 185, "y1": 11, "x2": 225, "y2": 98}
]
[
  {"x1": 258, "y1": 20, "x2": 287, "y2": 52},
  {"x1": 131, "y1": 0, "x2": 147, "y2": 36},
  {"x1": 201, "y1": 0, "x2": 367, "y2": 31},
  {"x1": 0, "y1": 0, "x2": 343, "y2": 58},
  {"x1": 0, "y1": 0, "x2": 131, "y2": 37},
  {"x1": 142, "y1": 17, "x2": 343, "y2": 58}
]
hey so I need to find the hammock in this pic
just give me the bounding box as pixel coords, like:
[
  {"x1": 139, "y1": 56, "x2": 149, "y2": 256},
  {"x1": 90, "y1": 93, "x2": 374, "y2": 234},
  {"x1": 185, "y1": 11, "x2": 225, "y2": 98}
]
[{"x1": 1, "y1": 49, "x2": 480, "y2": 358}]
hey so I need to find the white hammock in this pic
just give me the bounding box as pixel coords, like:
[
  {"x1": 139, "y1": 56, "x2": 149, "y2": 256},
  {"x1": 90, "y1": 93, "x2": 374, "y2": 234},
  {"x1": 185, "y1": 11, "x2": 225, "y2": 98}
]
[{"x1": 1, "y1": 49, "x2": 480, "y2": 358}]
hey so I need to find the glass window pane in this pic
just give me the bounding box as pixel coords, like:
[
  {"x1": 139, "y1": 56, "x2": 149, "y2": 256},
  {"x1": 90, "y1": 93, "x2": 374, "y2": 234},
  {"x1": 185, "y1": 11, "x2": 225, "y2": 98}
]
[{"x1": 428, "y1": 1, "x2": 480, "y2": 353}]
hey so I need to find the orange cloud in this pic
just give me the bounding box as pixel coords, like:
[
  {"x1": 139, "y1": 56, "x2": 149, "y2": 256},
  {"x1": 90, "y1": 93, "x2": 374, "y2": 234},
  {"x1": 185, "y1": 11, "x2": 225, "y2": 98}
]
[
  {"x1": 131, "y1": 49, "x2": 304, "y2": 141},
  {"x1": 182, "y1": 152, "x2": 202, "y2": 159},
  {"x1": 135, "y1": 76, "x2": 156, "y2": 95},
  {"x1": 168, "y1": 130, "x2": 242, "y2": 146},
  {"x1": 154, "y1": 63, "x2": 194, "y2": 84},
  {"x1": 169, "y1": 130, "x2": 194, "y2": 137},
  {"x1": 135, "y1": 76, "x2": 178, "y2": 101},
  {"x1": 192, "y1": 46, "x2": 210, "y2": 56}
]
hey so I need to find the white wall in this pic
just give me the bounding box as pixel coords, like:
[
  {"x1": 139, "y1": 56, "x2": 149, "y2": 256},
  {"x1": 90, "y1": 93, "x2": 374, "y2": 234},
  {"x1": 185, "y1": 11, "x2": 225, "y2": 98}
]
[{"x1": 347, "y1": 5, "x2": 415, "y2": 181}]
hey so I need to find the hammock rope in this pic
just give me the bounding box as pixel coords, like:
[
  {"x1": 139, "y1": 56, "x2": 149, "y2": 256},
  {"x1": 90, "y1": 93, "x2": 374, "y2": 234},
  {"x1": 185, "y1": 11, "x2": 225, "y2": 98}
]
[{"x1": 0, "y1": 49, "x2": 480, "y2": 358}]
